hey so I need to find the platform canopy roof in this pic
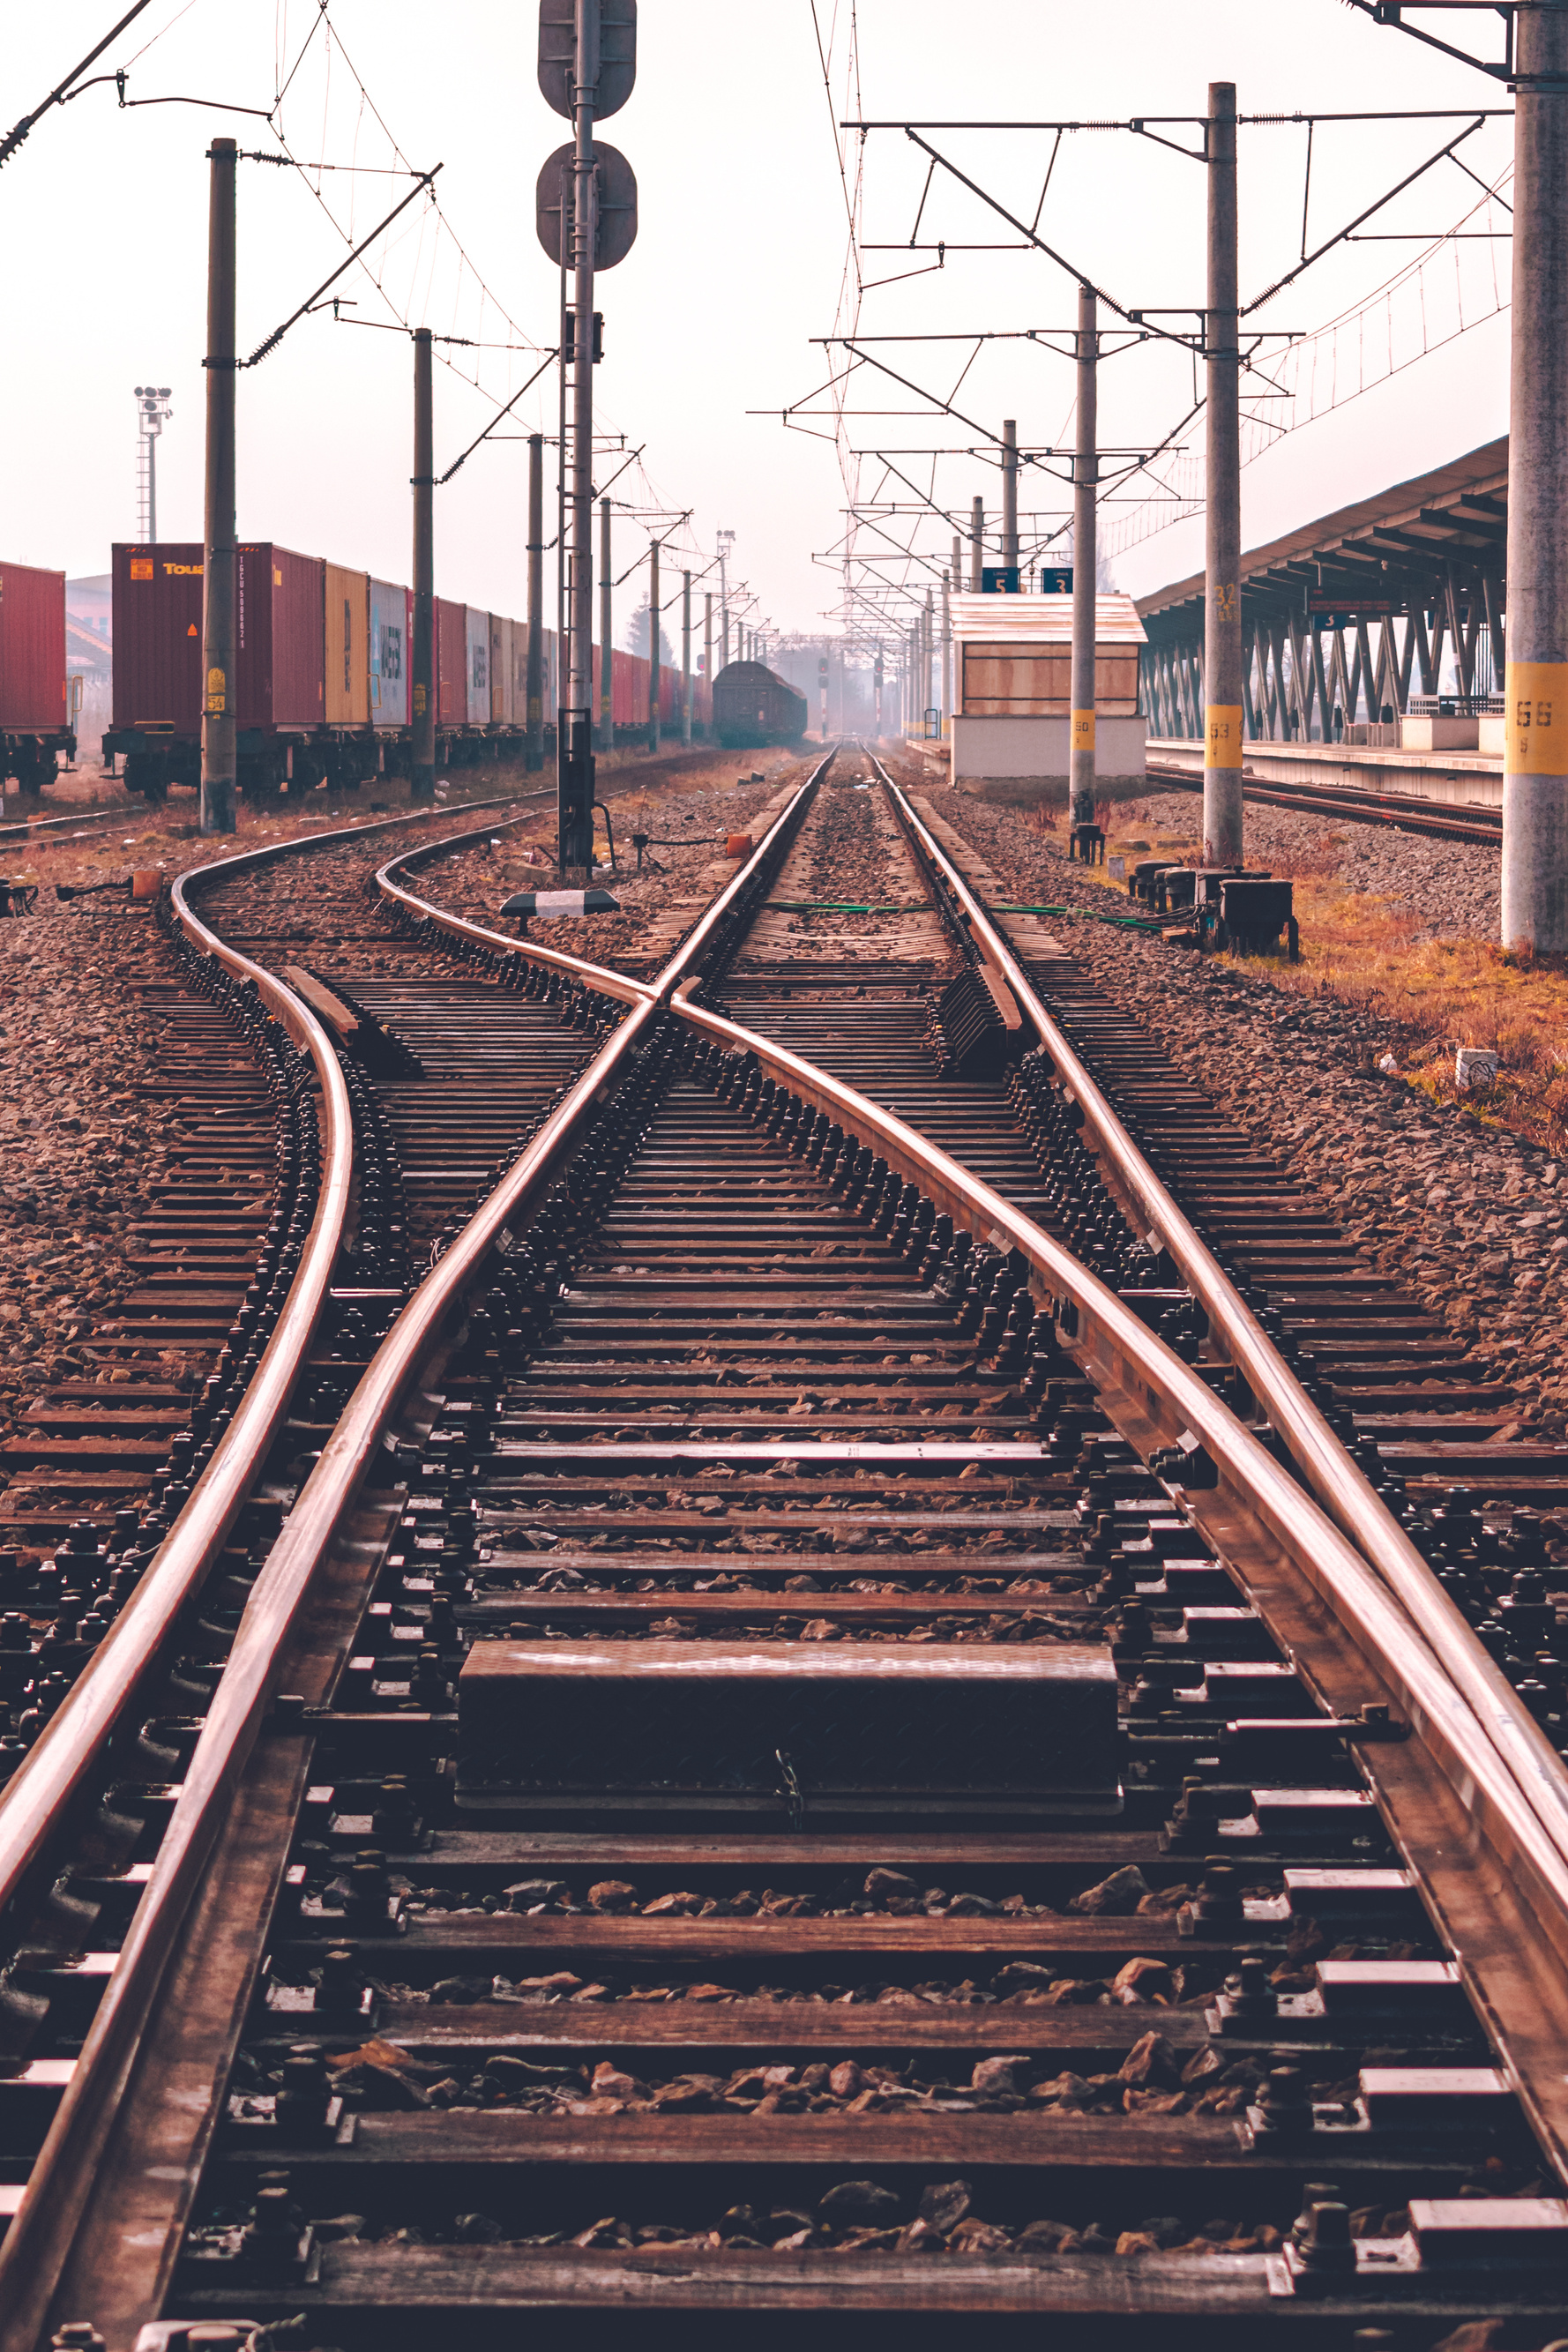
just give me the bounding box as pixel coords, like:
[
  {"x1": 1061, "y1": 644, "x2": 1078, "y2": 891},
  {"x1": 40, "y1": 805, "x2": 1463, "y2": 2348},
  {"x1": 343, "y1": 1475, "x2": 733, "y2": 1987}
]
[
  {"x1": 951, "y1": 590, "x2": 1147, "y2": 648},
  {"x1": 1135, "y1": 437, "x2": 1507, "y2": 644}
]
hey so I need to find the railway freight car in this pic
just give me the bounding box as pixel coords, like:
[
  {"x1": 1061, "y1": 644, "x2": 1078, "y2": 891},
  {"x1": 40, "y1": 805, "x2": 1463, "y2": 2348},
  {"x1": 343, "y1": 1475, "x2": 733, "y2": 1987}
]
[
  {"x1": 0, "y1": 561, "x2": 75, "y2": 794},
  {"x1": 106, "y1": 541, "x2": 325, "y2": 801},
  {"x1": 106, "y1": 551, "x2": 541, "y2": 799},
  {"x1": 101, "y1": 536, "x2": 716, "y2": 799},
  {"x1": 712, "y1": 658, "x2": 807, "y2": 748}
]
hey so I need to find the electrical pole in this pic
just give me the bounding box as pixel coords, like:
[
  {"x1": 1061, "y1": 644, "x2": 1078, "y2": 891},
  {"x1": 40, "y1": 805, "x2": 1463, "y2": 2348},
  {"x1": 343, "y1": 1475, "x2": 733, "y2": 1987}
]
[
  {"x1": 716, "y1": 527, "x2": 733, "y2": 671},
  {"x1": 411, "y1": 327, "x2": 436, "y2": 804},
  {"x1": 1001, "y1": 420, "x2": 1019, "y2": 579},
  {"x1": 599, "y1": 495, "x2": 614, "y2": 750},
  {"x1": 969, "y1": 495, "x2": 983, "y2": 591},
  {"x1": 526, "y1": 430, "x2": 544, "y2": 770},
  {"x1": 703, "y1": 590, "x2": 712, "y2": 735},
  {"x1": 682, "y1": 568, "x2": 692, "y2": 744},
  {"x1": 557, "y1": 1, "x2": 601, "y2": 879},
  {"x1": 1204, "y1": 78, "x2": 1243, "y2": 866},
  {"x1": 1503, "y1": 2, "x2": 1568, "y2": 950},
  {"x1": 942, "y1": 556, "x2": 954, "y2": 738},
  {"x1": 648, "y1": 535, "x2": 661, "y2": 751},
  {"x1": 199, "y1": 136, "x2": 237, "y2": 835},
  {"x1": 1070, "y1": 280, "x2": 1098, "y2": 837}
]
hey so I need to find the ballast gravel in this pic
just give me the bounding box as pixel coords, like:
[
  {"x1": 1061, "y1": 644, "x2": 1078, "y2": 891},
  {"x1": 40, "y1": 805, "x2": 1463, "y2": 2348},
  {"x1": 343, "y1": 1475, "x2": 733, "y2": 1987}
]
[{"x1": 917, "y1": 778, "x2": 1568, "y2": 1438}]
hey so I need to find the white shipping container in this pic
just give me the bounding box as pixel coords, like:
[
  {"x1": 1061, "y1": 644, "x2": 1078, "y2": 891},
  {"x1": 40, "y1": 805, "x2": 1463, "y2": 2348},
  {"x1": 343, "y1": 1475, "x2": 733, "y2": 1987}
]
[
  {"x1": 369, "y1": 579, "x2": 408, "y2": 729},
  {"x1": 466, "y1": 607, "x2": 489, "y2": 728},
  {"x1": 490, "y1": 615, "x2": 514, "y2": 726}
]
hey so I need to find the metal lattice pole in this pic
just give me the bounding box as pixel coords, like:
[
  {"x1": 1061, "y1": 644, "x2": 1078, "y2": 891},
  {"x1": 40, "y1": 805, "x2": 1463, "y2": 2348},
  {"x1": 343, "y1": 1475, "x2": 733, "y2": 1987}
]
[
  {"x1": 1203, "y1": 78, "x2": 1244, "y2": 866},
  {"x1": 1070, "y1": 281, "x2": 1098, "y2": 836}
]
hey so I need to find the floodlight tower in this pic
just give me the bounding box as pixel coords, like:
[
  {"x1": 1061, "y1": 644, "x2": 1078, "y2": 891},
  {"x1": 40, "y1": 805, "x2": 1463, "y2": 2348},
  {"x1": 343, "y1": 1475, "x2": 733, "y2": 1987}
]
[{"x1": 135, "y1": 385, "x2": 174, "y2": 543}]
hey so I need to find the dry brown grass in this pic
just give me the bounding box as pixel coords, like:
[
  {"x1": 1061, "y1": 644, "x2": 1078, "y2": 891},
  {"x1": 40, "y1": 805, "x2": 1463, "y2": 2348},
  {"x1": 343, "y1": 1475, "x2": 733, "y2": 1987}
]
[
  {"x1": 1257, "y1": 888, "x2": 1568, "y2": 1147},
  {"x1": 1074, "y1": 812, "x2": 1568, "y2": 1152}
]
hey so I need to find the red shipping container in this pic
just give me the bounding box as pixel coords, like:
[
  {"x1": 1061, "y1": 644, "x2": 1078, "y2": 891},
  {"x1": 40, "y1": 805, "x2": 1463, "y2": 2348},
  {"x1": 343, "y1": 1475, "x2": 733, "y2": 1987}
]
[
  {"x1": 112, "y1": 543, "x2": 202, "y2": 731},
  {"x1": 237, "y1": 543, "x2": 324, "y2": 729},
  {"x1": 0, "y1": 560, "x2": 67, "y2": 732},
  {"x1": 114, "y1": 542, "x2": 325, "y2": 736},
  {"x1": 437, "y1": 599, "x2": 467, "y2": 727}
]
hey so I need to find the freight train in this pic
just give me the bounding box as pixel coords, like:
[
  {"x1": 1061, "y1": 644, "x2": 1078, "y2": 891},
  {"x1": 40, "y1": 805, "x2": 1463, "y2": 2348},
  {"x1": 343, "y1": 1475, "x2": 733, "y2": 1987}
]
[
  {"x1": 0, "y1": 561, "x2": 76, "y2": 793},
  {"x1": 712, "y1": 658, "x2": 809, "y2": 750},
  {"x1": 92, "y1": 541, "x2": 712, "y2": 803}
]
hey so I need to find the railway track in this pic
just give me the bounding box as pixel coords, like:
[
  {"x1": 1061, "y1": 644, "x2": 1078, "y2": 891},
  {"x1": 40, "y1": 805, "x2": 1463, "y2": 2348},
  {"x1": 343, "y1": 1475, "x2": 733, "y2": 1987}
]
[
  {"x1": 1145, "y1": 758, "x2": 1504, "y2": 847},
  {"x1": 3, "y1": 749, "x2": 1568, "y2": 2345}
]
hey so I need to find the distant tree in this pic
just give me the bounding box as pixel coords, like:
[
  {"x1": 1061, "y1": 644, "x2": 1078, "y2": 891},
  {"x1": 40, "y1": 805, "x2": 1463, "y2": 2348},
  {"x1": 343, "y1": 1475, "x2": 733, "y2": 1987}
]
[{"x1": 624, "y1": 594, "x2": 674, "y2": 668}]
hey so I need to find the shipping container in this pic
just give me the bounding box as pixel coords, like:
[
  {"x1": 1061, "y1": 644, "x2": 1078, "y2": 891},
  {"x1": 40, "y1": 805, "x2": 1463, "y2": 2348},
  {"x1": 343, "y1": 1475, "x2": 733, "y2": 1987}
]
[
  {"x1": 109, "y1": 541, "x2": 324, "y2": 796},
  {"x1": 490, "y1": 615, "x2": 513, "y2": 726},
  {"x1": 0, "y1": 560, "x2": 68, "y2": 735},
  {"x1": 437, "y1": 599, "x2": 467, "y2": 728},
  {"x1": 236, "y1": 543, "x2": 325, "y2": 730},
  {"x1": 0, "y1": 557, "x2": 71, "y2": 789},
  {"x1": 369, "y1": 578, "x2": 408, "y2": 729},
  {"x1": 612, "y1": 647, "x2": 638, "y2": 731},
  {"x1": 111, "y1": 542, "x2": 203, "y2": 737},
  {"x1": 465, "y1": 607, "x2": 489, "y2": 728},
  {"x1": 324, "y1": 562, "x2": 369, "y2": 727}
]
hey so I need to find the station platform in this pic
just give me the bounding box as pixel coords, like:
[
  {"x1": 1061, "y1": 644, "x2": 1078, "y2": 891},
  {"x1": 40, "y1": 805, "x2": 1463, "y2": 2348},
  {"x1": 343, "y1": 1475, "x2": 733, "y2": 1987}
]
[{"x1": 1146, "y1": 735, "x2": 1502, "y2": 813}]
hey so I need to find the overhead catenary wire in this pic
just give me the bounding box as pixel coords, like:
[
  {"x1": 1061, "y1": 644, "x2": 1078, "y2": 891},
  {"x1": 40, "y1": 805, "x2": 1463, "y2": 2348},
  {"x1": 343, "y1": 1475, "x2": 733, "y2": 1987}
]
[{"x1": 799, "y1": 25, "x2": 1517, "y2": 607}]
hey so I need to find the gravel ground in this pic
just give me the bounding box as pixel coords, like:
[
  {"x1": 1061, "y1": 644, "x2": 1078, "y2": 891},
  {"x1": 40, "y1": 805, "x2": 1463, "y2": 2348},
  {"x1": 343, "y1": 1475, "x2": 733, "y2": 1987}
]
[
  {"x1": 0, "y1": 906, "x2": 177, "y2": 1441},
  {"x1": 0, "y1": 749, "x2": 797, "y2": 1452},
  {"x1": 1096, "y1": 787, "x2": 1501, "y2": 937},
  {"x1": 0, "y1": 761, "x2": 564, "y2": 1453},
  {"x1": 418, "y1": 753, "x2": 801, "y2": 974},
  {"x1": 913, "y1": 775, "x2": 1568, "y2": 1435}
]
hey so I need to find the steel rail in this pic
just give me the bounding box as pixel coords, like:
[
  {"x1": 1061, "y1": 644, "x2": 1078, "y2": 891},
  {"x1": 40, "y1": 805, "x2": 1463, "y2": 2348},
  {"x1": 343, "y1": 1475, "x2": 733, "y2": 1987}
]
[
  {"x1": 0, "y1": 860, "x2": 353, "y2": 1944},
  {"x1": 877, "y1": 762, "x2": 1568, "y2": 1879},
  {"x1": 0, "y1": 757, "x2": 832, "y2": 2348},
  {"x1": 0, "y1": 788, "x2": 558, "y2": 1924},
  {"x1": 668, "y1": 989, "x2": 1568, "y2": 2180},
  {"x1": 49, "y1": 735, "x2": 1568, "y2": 2248},
  {"x1": 374, "y1": 750, "x2": 837, "y2": 1010},
  {"x1": 377, "y1": 818, "x2": 651, "y2": 1008},
  {"x1": 373, "y1": 750, "x2": 1568, "y2": 1904},
  {"x1": 1143, "y1": 757, "x2": 1503, "y2": 845}
]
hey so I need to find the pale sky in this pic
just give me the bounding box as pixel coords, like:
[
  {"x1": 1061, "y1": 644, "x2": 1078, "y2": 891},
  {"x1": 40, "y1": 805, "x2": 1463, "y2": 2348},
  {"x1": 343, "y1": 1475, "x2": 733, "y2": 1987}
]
[{"x1": 4, "y1": 2, "x2": 1514, "y2": 639}]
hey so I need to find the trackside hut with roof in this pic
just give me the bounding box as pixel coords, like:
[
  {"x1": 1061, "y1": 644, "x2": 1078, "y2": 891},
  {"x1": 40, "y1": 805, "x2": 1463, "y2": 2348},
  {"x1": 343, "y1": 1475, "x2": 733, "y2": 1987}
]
[{"x1": 949, "y1": 590, "x2": 1148, "y2": 803}]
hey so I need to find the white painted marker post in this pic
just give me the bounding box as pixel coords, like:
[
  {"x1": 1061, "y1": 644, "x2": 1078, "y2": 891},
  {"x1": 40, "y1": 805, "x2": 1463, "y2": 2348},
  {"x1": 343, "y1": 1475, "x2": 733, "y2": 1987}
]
[{"x1": 501, "y1": 886, "x2": 621, "y2": 933}]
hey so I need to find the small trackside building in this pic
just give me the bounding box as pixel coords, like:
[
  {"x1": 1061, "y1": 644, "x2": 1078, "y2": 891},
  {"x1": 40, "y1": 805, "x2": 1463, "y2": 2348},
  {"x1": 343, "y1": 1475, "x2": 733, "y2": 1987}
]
[{"x1": 950, "y1": 590, "x2": 1147, "y2": 803}]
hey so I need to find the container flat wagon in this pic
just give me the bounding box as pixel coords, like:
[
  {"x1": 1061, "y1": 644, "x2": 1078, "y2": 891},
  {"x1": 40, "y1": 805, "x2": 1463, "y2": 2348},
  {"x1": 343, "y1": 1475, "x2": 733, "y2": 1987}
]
[
  {"x1": 0, "y1": 561, "x2": 75, "y2": 794},
  {"x1": 106, "y1": 545, "x2": 558, "y2": 800},
  {"x1": 713, "y1": 657, "x2": 807, "y2": 748},
  {"x1": 106, "y1": 541, "x2": 325, "y2": 801}
]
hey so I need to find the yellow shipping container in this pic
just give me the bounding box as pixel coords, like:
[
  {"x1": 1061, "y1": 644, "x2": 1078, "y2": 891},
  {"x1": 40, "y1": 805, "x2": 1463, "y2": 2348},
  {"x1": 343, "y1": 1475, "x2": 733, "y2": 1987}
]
[{"x1": 325, "y1": 563, "x2": 370, "y2": 726}]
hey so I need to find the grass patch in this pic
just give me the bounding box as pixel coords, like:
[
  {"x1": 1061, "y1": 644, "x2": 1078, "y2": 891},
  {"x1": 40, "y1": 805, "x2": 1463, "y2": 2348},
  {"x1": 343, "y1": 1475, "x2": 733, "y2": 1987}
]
[{"x1": 1070, "y1": 807, "x2": 1568, "y2": 1153}]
